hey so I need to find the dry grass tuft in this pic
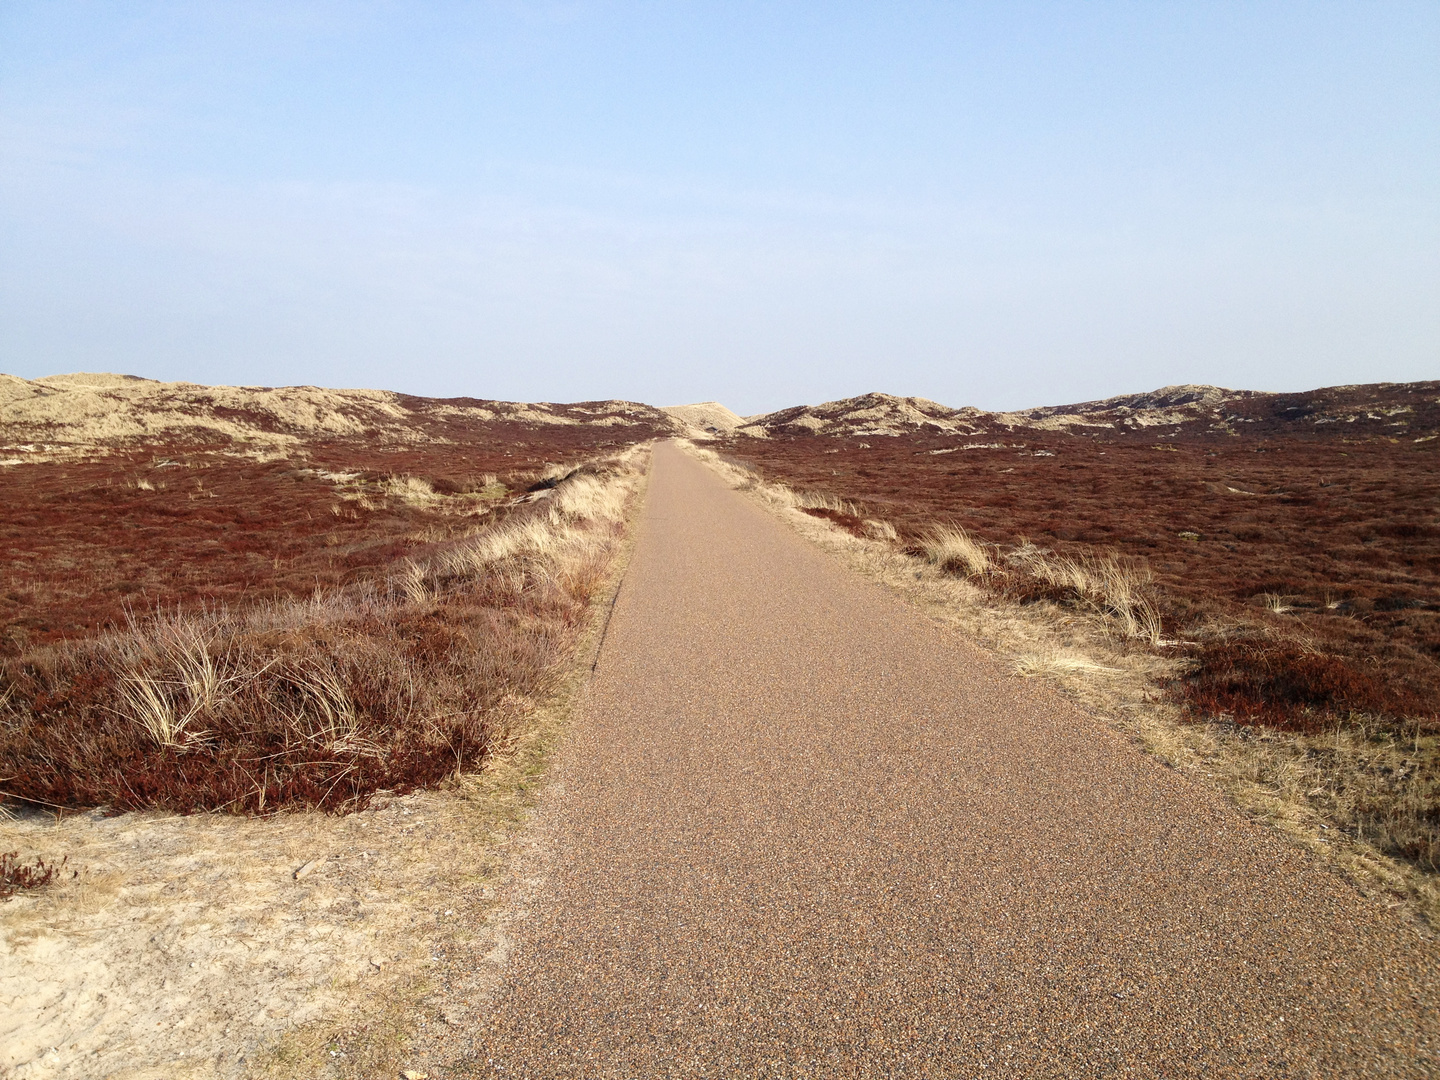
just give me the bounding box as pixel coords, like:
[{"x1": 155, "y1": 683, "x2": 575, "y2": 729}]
[
  {"x1": 863, "y1": 519, "x2": 898, "y2": 542},
  {"x1": 1260, "y1": 592, "x2": 1296, "y2": 614},
  {"x1": 789, "y1": 489, "x2": 863, "y2": 517},
  {"x1": 920, "y1": 524, "x2": 992, "y2": 577},
  {"x1": 383, "y1": 474, "x2": 438, "y2": 504},
  {"x1": 1002, "y1": 544, "x2": 1164, "y2": 644},
  {"x1": 1012, "y1": 650, "x2": 1124, "y2": 680}
]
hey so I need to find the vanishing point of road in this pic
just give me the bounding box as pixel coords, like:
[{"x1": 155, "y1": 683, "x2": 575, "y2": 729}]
[{"x1": 460, "y1": 441, "x2": 1438, "y2": 1078}]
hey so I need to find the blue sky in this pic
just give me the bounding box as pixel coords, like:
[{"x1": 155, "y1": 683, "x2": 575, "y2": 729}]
[{"x1": 1, "y1": 2, "x2": 1435, "y2": 412}]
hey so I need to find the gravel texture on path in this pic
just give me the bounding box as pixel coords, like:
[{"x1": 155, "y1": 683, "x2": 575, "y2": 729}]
[{"x1": 455, "y1": 440, "x2": 1438, "y2": 1078}]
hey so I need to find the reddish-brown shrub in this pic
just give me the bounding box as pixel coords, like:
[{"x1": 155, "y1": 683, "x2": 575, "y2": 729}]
[
  {"x1": 0, "y1": 456, "x2": 638, "y2": 815},
  {"x1": 0, "y1": 420, "x2": 659, "y2": 653},
  {"x1": 0, "y1": 851, "x2": 65, "y2": 899},
  {"x1": 1175, "y1": 640, "x2": 1433, "y2": 731}
]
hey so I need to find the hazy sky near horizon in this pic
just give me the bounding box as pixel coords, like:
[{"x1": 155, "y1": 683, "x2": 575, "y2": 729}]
[{"x1": 2, "y1": 2, "x2": 1436, "y2": 413}]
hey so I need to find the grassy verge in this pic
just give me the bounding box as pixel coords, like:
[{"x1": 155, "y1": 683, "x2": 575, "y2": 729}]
[{"x1": 679, "y1": 440, "x2": 1440, "y2": 929}]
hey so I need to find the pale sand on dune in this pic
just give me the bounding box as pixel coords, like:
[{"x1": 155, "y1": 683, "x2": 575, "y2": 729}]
[
  {"x1": 659, "y1": 402, "x2": 750, "y2": 438},
  {"x1": 0, "y1": 372, "x2": 681, "y2": 463}
]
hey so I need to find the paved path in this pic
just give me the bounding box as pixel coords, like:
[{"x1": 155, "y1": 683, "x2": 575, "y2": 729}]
[{"x1": 461, "y1": 441, "x2": 1438, "y2": 1078}]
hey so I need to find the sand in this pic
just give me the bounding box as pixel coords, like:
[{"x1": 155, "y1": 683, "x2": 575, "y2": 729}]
[
  {"x1": 0, "y1": 373, "x2": 681, "y2": 462},
  {"x1": 0, "y1": 786, "x2": 514, "y2": 1078}
]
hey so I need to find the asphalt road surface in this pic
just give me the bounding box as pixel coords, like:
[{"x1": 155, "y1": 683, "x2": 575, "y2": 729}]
[{"x1": 458, "y1": 440, "x2": 1438, "y2": 1078}]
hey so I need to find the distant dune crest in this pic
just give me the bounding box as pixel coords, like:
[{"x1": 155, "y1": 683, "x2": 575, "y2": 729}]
[
  {"x1": 734, "y1": 392, "x2": 985, "y2": 439},
  {"x1": 725, "y1": 383, "x2": 1440, "y2": 442},
  {"x1": 4, "y1": 373, "x2": 1436, "y2": 459},
  {"x1": 0, "y1": 372, "x2": 688, "y2": 460},
  {"x1": 660, "y1": 401, "x2": 752, "y2": 437}
]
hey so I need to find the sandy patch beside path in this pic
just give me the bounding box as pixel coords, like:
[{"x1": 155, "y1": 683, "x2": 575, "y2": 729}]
[{"x1": 0, "y1": 785, "x2": 511, "y2": 1079}]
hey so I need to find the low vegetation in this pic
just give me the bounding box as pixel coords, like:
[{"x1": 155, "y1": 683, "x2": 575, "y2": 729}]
[
  {"x1": 918, "y1": 524, "x2": 992, "y2": 578},
  {"x1": 715, "y1": 428, "x2": 1440, "y2": 729},
  {"x1": 0, "y1": 850, "x2": 66, "y2": 899},
  {"x1": 0, "y1": 433, "x2": 661, "y2": 654},
  {"x1": 0, "y1": 450, "x2": 646, "y2": 815}
]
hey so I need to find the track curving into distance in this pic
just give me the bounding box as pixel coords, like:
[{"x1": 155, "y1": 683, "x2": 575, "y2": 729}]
[{"x1": 459, "y1": 440, "x2": 1438, "y2": 1078}]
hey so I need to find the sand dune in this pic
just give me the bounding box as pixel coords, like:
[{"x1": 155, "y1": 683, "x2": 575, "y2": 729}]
[
  {"x1": 729, "y1": 382, "x2": 1440, "y2": 441},
  {"x1": 0, "y1": 373, "x2": 686, "y2": 460},
  {"x1": 659, "y1": 401, "x2": 751, "y2": 437}
]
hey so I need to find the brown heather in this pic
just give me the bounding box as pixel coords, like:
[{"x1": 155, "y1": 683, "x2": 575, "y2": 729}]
[
  {"x1": 0, "y1": 451, "x2": 645, "y2": 815},
  {"x1": 712, "y1": 425, "x2": 1440, "y2": 735},
  {"x1": 0, "y1": 850, "x2": 65, "y2": 899}
]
